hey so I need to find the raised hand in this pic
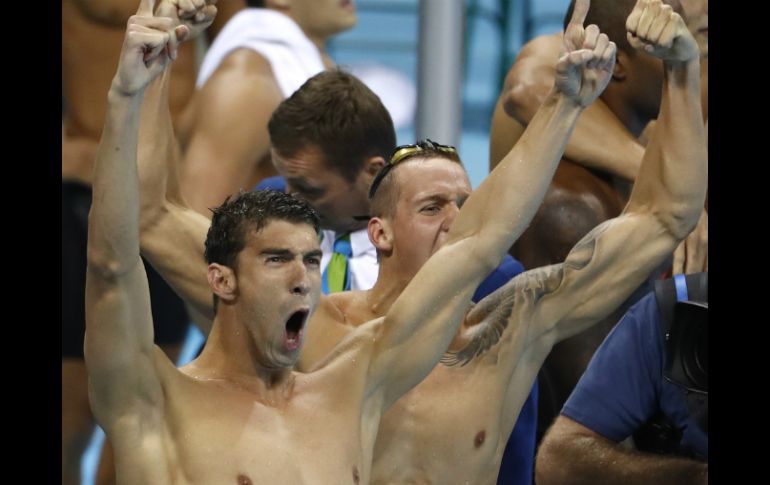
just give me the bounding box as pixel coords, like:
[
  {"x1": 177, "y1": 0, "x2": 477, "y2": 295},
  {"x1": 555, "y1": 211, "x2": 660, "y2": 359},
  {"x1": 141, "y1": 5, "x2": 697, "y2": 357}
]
[
  {"x1": 112, "y1": 0, "x2": 189, "y2": 96},
  {"x1": 155, "y1": 0, "x2": 218, "y2": 41},
  {"x1": 626, "y1": 0, "x2": 699, "y2": 62},
  {"x1": 555, "y1": 0, "x2": 617, "y2": 107}
]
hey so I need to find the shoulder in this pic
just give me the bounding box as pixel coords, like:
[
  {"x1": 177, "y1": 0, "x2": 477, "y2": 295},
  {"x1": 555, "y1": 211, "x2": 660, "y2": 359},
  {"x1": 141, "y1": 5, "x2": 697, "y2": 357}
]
[
  {"x1": 195, "y1": 50, "x2": 282, "y2": 114},
  {"x1": 208, "y1": 48, "x2": 277, "y2": 83}
]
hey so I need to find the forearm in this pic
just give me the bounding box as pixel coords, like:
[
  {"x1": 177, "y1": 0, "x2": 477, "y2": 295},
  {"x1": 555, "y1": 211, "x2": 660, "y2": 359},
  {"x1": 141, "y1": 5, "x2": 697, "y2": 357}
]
[
  {"x1": 452, "y1": 90, "x2": 582, "y2": 260},
  {"x1": 88, "y1": 86, "x2": 145, "y2": 270},
  {"x1": 141, "y1": 205, "x2": 215, "y2": 324},
  {"x1": 139, "y1": 69, "x2": 184, "y2": 223},
  {"x1": 628, "y1": 59, "x2": 706, "y2": 237},
  {"x1": 537, "y1": 430, "x2": 707, "y2": 485},
  {"x1": 137, "y1": 57, "x2": 215, "y2": 326}
]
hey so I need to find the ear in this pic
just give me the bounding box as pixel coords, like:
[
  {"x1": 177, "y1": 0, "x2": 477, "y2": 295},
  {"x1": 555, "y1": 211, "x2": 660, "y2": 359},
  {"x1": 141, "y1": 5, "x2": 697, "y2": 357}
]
[
  {"x1": 612, "y1": 50, "x2": 629, "y2": 82},
  {"x1": 208, "y1": 263, "x2": 238, "y2": 303},
  {"x1": 359, "y1": 156, "x2": 386, "y2": 185},
  {"x1": 368, "y1": 216, "x2": 393, "y2": 253}
]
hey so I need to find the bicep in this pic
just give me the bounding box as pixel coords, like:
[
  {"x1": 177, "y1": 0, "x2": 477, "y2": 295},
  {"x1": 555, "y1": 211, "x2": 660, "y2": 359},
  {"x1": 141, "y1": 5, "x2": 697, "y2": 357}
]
[
  {"x1": 84, "y1": 260, "x2": 165, "y2": 427},
  {"x1": 181, "y1": 64, "x2": 282, "y2": 212},
  {"x1": 534, "y1": 212, "x2": 676, "y2": 343}
]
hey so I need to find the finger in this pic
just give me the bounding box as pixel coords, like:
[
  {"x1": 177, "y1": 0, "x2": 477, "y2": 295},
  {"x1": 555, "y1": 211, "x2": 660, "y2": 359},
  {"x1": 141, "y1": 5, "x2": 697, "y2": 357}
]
[
  {"x1": 564, "y1": 25, "x2": 585, "y2": 52},
  {"x1": 136, "y1": 0, "x2": 156, "y2": 16},
  {"x1": 627, "y1": 31, "x2": 646, "y2": 51},
  {"x1": 166, "y1": 24, "x2": 191, "y2": 60},
  {"x1": 647, "y1": 3, "x2": 673, "y2": 43},
  {"x1": 178, "y1": 0, "x2": 197, "y2": 18},
  {"x1": 672, "y1": 241, "x2": 685, "y2": 275},
  {"x1": 600, "y1": 40, "x2": 616, "y2": 71},
  {"x1": 146, "y1": 50, "x2": 170, "y2": 80},
  {"x1": 130, "y1": 30, "x2": 170, "y2": 64},
  {"x1": 691, "y1": 221, "x2": 708, "y2": 273},
  {"x1": 625, "y1": 0, "x2": 645, "y2": 37},
  {"x1": 657, "y1": 12, "x2": 680, "y2": 49},
  {"x1": 555, "y1": 52, "x2": 571, "y2": 76},
  {"x1": 637, "y1": 0, "x2": 661, "y2": 40},
  {"x1": 590, "y1": 31, "x2": 609, "y2": 69},
  {"x1": 166, "y1": 25, "x2": 181, "y2": 60},
  {"x1": 583, "y1": 24, "x2": 600, "y2": 50},
  {"x1": 129, "y1": 14, "x2": 175, "y2": 31},
  {"x1": 593, "y1": 32, "x2": 609, "y2": 61},
  {"x1": 568, "y1": 48, "x2": 594, "y2": 67},
  {"x1": 569, "y1": 0, "x2": 590, "y2": 27},
  {"x1": 195, "y1": 7, "x2": 212, "y2": 24}
]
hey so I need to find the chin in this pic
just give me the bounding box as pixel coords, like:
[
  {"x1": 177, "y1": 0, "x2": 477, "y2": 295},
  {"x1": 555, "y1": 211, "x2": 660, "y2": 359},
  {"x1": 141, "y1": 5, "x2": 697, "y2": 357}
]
[{"x1": 333, "y1": 14, "x2": 357, "y2": 33}]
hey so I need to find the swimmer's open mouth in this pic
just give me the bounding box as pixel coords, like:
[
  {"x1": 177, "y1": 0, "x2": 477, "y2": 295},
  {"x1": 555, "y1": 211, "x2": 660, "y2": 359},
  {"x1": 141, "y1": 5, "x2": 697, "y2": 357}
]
[{"x1": 285, "y1": 309, "x2": 309, "y2": 350}]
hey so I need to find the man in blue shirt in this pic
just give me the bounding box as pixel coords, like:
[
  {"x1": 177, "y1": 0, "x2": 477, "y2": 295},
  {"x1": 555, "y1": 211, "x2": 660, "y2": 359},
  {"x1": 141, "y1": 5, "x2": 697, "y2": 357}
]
[{"x1": 536, "y1": 274, "x2": 708, "y2": 484}]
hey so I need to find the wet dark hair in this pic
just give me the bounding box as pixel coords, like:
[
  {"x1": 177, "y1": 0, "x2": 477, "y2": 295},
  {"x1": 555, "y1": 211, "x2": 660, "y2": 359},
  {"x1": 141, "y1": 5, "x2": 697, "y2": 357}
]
[{"x1": 204, "y1": 190, "x2": 320, "y2": 270}]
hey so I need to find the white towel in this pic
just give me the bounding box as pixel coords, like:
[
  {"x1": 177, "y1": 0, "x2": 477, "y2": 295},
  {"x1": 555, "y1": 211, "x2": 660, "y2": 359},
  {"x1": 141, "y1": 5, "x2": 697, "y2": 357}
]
[{"x1": 197, "y1": 9, "x2": 325, "y2": 97}]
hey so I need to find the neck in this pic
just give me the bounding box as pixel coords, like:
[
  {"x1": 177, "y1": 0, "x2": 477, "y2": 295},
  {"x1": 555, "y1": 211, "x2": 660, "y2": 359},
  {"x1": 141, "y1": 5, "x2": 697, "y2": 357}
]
[
  {"x1": 193, "y1": 310, "x2": 295, "y2": 401},
  {"x1": 296, "y1": 25, "x2": 334, "y2": 69},
  {"x1": 366, "y1": 257, "x2": 418, "y2": 316},
  {"x1": 268, "y1": 8, "x2": 335, "y2": 69}
]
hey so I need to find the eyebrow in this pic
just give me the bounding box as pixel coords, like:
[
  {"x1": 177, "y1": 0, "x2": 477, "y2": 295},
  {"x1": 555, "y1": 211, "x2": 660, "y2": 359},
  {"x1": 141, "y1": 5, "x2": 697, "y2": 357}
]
[
  {"x1": 416, "y1": 194, "x2": 450, "y2": 204},
  {"x1": 287, "y1": 178, "x2": 324, "y2": 194},
  {"x1": 260, "y1": 249, "x2": 323, "y2": 259},
  {"x1": 260, "y1": 248, "x2": 294, "y2": 257},
  {"x1": 416, "y1": 192, "x2": 470, "y2": 205}
]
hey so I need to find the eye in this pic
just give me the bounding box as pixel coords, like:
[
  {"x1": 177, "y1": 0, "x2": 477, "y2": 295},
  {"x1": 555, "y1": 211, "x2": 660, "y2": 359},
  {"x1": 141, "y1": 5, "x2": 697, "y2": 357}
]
[
  {"x1": 421, "y1": 205, "x2": 441, "y2": 214},
  {"x1": 294, "y1": 186, "x2": 324, "y2": 201},
  {"x1": 267, "y1": 256, "x2": 287, "y2": 263},
  {"x1": 305, "y1": 257, "x2": 321, "y2": 267}
]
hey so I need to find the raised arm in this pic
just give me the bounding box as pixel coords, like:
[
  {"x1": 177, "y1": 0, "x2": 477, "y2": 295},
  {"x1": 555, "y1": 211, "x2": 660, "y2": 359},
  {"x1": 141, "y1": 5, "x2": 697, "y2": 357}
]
[
  {"x1": 138, "y1": 1, "x2": 221, "y2": 326},
  {"x1": 179, "y1": 49, "x2": 283, "y2": 216},
  {"x1": 367, "y1": 0, "x2": 617, "y2": 409},
  {"x1": 447, "y1": 0, "x2": 706, "y2": 426},
  {"x1": 491, "y1": 32, "x2": 645, "y2": 181},
  {"x1": 84, "y1": 0, "x2": 187, "y2": 430}
]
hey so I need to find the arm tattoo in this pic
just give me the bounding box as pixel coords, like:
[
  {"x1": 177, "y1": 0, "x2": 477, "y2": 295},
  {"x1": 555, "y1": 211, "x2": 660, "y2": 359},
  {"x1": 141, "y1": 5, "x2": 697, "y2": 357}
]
[
  {"x1": 441, "y1": 265, "x2": 565, "y2": 367},
  {"x1": 565, "y1": 223, "x2": 607, "y2": 270},
  {"x1": 441, "y1": 224, "x2": 607, "y2": 367}
]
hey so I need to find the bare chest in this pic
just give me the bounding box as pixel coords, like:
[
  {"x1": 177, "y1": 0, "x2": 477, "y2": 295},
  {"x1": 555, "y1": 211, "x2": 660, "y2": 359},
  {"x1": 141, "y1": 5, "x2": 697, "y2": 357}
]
[
  {"x1": 162, "y1": 380, "x2": 368, "y2": 485},
  {"x1": 371, "y1": 364, "x2": 507, "y2": 485}
]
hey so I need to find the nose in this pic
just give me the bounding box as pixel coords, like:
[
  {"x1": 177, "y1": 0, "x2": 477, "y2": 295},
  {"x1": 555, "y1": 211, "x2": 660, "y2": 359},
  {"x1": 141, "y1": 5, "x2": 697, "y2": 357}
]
[
  {"x1": 442, "y1": 203, "x2": 461, "y2": 232},
  {"x1": 290, "y1": 260, "x2": 311, "y2": 296}
]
